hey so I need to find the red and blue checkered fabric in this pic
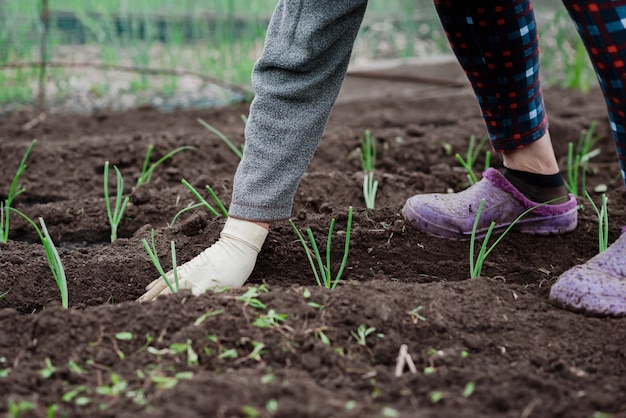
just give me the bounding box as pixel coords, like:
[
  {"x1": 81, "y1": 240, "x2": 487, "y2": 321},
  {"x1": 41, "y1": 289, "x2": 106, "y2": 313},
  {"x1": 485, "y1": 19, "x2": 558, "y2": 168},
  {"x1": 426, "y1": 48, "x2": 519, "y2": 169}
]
[
  {"x1": 436, "y1": 0, "x2": 626, "y2": 185},
  {"x1": 563, "y1": 1, "x2": 626, "y2": 183}
]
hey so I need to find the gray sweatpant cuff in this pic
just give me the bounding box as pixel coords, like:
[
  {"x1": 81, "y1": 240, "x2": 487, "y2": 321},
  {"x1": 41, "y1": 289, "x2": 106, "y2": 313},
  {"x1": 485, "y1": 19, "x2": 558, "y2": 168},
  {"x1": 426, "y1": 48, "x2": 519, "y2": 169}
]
[{"x1": 228, "y1": 202, "x2": 292, "y2": 223}]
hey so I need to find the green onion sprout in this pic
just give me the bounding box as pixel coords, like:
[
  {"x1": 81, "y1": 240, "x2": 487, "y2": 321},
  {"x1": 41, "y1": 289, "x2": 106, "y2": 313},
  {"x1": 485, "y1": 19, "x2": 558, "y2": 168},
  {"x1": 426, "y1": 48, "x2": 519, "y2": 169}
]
[
  {"x1": 565, "y1": 121, "x2": 601, "y2": 197},
  {"x1": 10, "y1": 208, "x2": 68, "y2": 308},
  {"x1": 137, "y1": 144, "x2": 196, "y2": 186},
  {"x1": 104, "y1": 161, "x2": 130, "y2": 242},
  {"x1": 170, "y1": 179, "x2": 228, "y2": 225},
  {"x1": 356, "y1": 130, "x2": 378, "y2": 209},
  {"x1": 1, "y1": 139, "x2": 36, "y2": 244},
  {"x1": 455, "y1": 134, "x2": 490, "y2": 185},
  {"x1": 584, "y1": 191, "x2": 609, "y2": 252},
  {"x1": 289, "y1": 206, "x2": 353, "y2": 289},
  {"x1": 141, "y1": 229, "x2": 180, "y2": 294},
  {"x1": 469, "y1": 198, "x2": 558, "y2": 278},
  {"x1": 198, "y1": 118, "x2": 244, "y2": 159}
]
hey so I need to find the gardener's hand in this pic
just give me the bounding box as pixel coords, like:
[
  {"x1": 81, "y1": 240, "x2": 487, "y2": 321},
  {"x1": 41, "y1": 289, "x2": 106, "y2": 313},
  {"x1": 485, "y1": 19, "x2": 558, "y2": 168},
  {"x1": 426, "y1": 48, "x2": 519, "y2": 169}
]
[{"x1": 137, "y1": 218, "x2": 268, "y2": 301}]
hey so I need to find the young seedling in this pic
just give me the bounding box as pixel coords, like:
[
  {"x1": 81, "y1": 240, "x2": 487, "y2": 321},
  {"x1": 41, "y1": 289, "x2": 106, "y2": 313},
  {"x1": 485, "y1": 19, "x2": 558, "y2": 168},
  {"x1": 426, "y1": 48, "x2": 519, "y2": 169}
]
[
  {"x1": 136, "y1": 144, "x2": 196, "y2": 186},
  {"x1": 1, "y1": 139, "x2": 36, "y2": 244},
  {"x1": 407, "y1": 306, "x2": 426, "y2": 323},
  {"x1": 289, "y1": 206, "x2": 353, "y2": 289},
  {"x1": 253, "y1": 309, "x2": 288, "y2": 329},
  {"x1": 565, "y1": 121, "x2": 601, "y2": 196},
  {"x1": 584, "y1": 191, "x2": 609, "y2": 252},
  {"x1": 350, "y1": 324, "x2": 376, "y2": 346},
  {"x1": 455, "y1": 134, "x2": 491, "y2": 185},
  {"x1": 141, "y1": 229, "x2": 180, "y2": 294},
  {"x1": 170, "y1": 179, "x2": 228, "y2": 226},
  {"x1": 198, "y1": 118, "x2": 244, "y2": 159},
  {"x1": 237, "y1": 285, "x2": 268, "y2": 310},
  {"x1": 104, "y1": 161, "x2": 130, "y2": 242},
  {"x1": 356, "y1": 130, "x2": 379, "y2": 209},
  {"x1": 469, "y1": 198, "x2": 558, "y2": 278},
  {"x1": 10, "y1": 210, "x2": 68, "y2": 308}
]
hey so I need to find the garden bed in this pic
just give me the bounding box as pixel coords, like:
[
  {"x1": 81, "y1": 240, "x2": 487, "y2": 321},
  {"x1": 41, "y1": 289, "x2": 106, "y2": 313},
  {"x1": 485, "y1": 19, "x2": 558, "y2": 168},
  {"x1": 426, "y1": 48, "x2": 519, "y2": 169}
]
[{"x1": 0, "y1": 87, "x2": 624, "y2": 417}]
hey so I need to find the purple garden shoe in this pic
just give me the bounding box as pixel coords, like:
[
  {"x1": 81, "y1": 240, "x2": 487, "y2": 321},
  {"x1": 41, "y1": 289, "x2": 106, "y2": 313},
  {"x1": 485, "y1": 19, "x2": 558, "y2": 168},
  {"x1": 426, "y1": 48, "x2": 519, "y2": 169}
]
[
  {"x1": 549, "y1": 229, "x2": 626, "y2": 316},
  {"x1": 402, "y1": 168, "x2": 578, "y2": 240}
]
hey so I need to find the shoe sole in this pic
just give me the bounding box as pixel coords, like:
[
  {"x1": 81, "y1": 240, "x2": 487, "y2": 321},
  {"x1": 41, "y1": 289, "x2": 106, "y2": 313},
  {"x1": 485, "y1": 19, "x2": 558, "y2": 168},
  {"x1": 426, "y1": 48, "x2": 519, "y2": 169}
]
[{"x1": 402, "y1": 200, "x2": 578, "y2": 241}]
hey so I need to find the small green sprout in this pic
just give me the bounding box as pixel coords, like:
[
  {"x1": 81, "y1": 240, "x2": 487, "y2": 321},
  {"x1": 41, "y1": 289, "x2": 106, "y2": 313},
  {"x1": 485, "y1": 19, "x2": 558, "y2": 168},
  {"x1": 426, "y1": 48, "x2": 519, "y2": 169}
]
[
  {"x1": 585, "y1": 191, "x2": 609, "y2": 252},
  {"x1": 382, "y1": 407, "x2": 400, "y2": 417},
  {"x1": 168, "y1": 339, "x2": 199, "y2": 366},
  {"x1": 462, "y1": 381, "x2": 476, "y2": 398},
  {"x1": 7, "y1": 400, "x2": 36, "y2": 417},
  {"x1": 266, "y1": 399, "x2": 278, "y2": 413},
  {"x1": 430, "y1": 391, "x2": 444, "y2": 403},
  {"x1": 193, "y1": 309, "x2": 224, "y2": 326},
  {"x1": 68, "y1": 360, "x2": 86, "y2": 375},
  {"x1": 39, "y1": 357, "x2": 56, "y2": 378},
  {"x1": 407, "y1": 306, "x2": 426, "y2": 323},
  {"x1": 218, "y1": 348, "x2": 238, "y2": 360},
  {"x1": 356, "y1": 130, "x2": 378, "y2": 209},
  {"x1": 150, "y1": 375, "x2": 178, "y2": 390},
  {"x1": 1, "y1": 139, "x2": 36, "y2": 244},
  {"x1": 242, "y1": 406, "x2": 259, "y2": 418},
  {"x1": 103, "y1": 161, "x2": 130, "y2": 242},
  {"x1": 141, "y1": 229, "x2": 180, "y2": 294},
  {"x1": 350, "y1": 324, "x2": 376, "y2": 346},
  {"x1": 565, "y1": 121, "x2": 601, "y2": 196},
  {"x1": 314, "y1": 327, "x2": 331, "y2": 346},
  {"x1": 136, "y1": 144, "x2": 195, "y2": 186},
  {"x1": 469, "y1": 198, "x2": 558, "y2": 278},
  {"x1": 170, "y1": 179, "x2": 228, "y2": 225},
  {"x1": 455, "y1": 134, "x2": 491, "y2": 185},
  {"x1": 246, "y1": 341, "x2": 266, "y2": 362},
  {"x1": 237, "y1": 285, "x2": 268, "y2": 309},
  {"x1": 253, "y1": 309, "x2": 287, "y2": 329},
  {"x1": 198, "y1": 118, "x2": 243, "y2": 159},
  {"x1": 289, "y1": 206, "x2": 353, "y2": 289},
  {"x1": 95, "y1": 373, "x2": 128, "y2": 397},
  {"x1": 10, "y1": 211, "x2": 68, "y2": 308},
  {"x1": 114, "y1": 332, "x2": 133, "y2": 341}
]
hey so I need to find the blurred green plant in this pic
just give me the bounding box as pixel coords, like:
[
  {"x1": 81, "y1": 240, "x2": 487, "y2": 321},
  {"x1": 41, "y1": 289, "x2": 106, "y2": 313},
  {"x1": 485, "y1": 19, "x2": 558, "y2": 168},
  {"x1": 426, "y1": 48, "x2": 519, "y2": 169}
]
[{"x1": 565, "y1": 121, "x2": 601, "y2": 197}]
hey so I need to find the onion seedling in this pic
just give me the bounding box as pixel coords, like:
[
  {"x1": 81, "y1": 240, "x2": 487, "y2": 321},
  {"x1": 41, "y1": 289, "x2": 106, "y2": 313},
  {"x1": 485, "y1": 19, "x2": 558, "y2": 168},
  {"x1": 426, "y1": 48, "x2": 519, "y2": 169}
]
[
  {"x1": 141, "y1": 229, "x2": 180, "y2": 294},
  {"x1": 565, "y1": 121, "x2": 601, "y2": 196},
  {"x1": 356, "y1": 130, "x2": 378, "y2": 209},
  {"x1": 1, "y1": 139, "x2": 36, "y2": 244},
  {"x1": 104, "y1": 161, "x2": 130, "y2": 242},
  {"x1": 10, "y1": 209, "x2": 68, "y2": 308},
  {"x1": 455, "y1": 134, "x2": 490, "y2": 185},
  {"x1": 584, "y1": 191, "x2": 609, "y2": 252},
  {"x1": 469, "y1": 198, "x2": 558, "y2": 278},
  {"x1": 170, "y1": 179, "x2": 228, "y2": 225},
  {"x1": 136, "y1": 144, "x2": 196, "y2": 186},
  {"x1": 198, "y1": 118, "x2": 243, "y2": 159},
  {"x1": 289, "y1": 206, "x2": 353, "y2": 289}
]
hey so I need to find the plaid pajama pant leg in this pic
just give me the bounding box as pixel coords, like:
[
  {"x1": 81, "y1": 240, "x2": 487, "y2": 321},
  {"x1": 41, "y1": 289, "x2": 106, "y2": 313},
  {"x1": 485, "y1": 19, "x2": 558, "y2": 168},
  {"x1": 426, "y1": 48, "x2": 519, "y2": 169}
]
[
  {"x1": 563, "y1": 0, "x2": 626, "y2": 186},
  {"x1": 434, "y1": 0, "x2": 547, "y2": 152}
]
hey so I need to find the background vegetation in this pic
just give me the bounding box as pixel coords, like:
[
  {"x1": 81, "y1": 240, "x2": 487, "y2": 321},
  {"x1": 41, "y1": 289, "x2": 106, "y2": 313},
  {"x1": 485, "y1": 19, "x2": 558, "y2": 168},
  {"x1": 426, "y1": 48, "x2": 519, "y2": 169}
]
[{"x1": 0, "y1": 0, "x2": 594, "y2": 114}]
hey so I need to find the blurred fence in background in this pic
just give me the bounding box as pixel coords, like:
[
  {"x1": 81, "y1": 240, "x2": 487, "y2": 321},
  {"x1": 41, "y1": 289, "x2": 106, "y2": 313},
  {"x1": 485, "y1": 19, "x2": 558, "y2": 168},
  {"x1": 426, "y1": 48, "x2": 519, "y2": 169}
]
[{"x1": 0, "y1": 0, "x2": 591, "y2": 115}]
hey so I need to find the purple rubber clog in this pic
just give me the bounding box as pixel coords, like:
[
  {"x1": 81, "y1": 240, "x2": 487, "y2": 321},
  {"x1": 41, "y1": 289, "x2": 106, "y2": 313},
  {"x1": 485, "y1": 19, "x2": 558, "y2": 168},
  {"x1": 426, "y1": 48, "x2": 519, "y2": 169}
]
[
  {"x1": 402, "y1": 168, "x2": 578, "y2": 240},
  {"x1": 549, "y1": 229, "x2": 626, "y2": 317}
]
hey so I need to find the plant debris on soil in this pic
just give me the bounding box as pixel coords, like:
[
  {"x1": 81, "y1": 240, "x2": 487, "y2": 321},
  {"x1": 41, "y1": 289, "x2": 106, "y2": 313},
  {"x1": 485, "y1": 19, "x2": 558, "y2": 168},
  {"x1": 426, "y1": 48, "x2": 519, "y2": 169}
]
[{"x1": 0, "y1": 86, "x2": 625, "y2": 418}]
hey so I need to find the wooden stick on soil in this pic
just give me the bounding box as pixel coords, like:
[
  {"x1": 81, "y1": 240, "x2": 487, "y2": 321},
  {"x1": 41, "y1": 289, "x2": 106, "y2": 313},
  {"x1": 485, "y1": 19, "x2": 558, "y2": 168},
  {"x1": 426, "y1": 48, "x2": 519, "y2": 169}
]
[{"x1": 394, "y1": 344, "x2": 417, "y2": 377}]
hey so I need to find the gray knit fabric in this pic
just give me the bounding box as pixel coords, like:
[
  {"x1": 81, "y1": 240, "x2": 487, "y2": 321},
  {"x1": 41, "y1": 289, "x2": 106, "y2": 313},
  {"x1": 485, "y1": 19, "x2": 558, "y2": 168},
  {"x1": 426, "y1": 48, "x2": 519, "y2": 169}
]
[{"x1": 229, "y1": 0, "x2": 368, "y2": 221}]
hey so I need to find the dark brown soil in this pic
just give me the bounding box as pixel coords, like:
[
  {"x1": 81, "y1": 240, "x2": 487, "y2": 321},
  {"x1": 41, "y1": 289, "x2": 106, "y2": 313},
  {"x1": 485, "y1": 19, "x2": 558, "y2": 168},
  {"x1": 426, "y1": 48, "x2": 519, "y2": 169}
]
[{"x1": 1, "y1": 86, "x2": 625, "y2": 418}]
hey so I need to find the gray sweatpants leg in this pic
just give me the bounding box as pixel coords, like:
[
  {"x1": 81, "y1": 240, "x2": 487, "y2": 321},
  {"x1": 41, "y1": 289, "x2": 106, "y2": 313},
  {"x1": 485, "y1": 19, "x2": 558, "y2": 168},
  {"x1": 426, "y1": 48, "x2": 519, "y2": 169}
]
[{"x1": 229, "y1": 0, "x2": 368, "y2": 222}]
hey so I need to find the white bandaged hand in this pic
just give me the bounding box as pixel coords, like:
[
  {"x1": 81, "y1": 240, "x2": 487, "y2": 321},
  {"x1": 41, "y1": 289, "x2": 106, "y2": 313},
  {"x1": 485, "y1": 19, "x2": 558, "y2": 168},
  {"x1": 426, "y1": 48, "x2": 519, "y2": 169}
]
[{"x1": 137, "y1": 218, "x2": 268, "y2": 301}]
